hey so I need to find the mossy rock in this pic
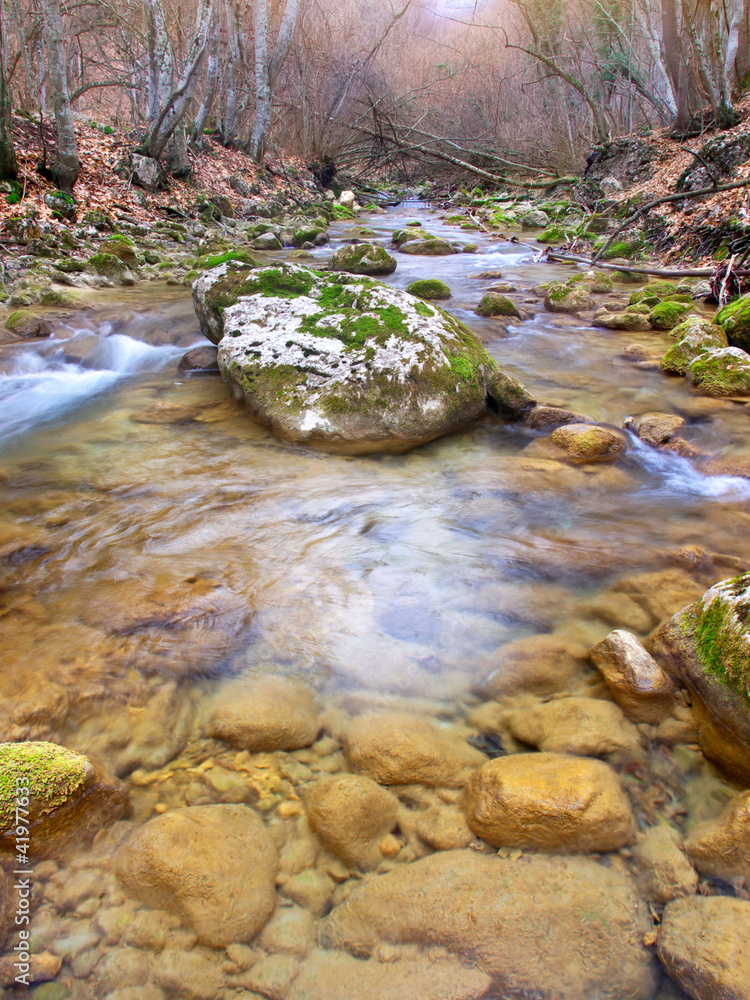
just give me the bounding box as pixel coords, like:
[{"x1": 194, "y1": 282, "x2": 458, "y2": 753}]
[
  {"x1": 0, "y1": 742, "x2": 126, "y2": 856},
  {"x1": 288, "y1": 249, "x2": 315, "y2": 260},
  {"x1": 550, "y1": 423, "x2": 626, "y2": 462},
  {"x1": 192, "y1": 262, "x2": 502, "y2": 454},
  {"x1": 40, "y1": 288, "x2": 83, "y2": 308},
  {"x1": 602, "y1": 239, "x2": 646, "y2": 261},
  {"x1": 544, "y1": 282, "x2": 593, "y2": 314},
  {"x1": 629, "y1": 291, "x2": 661, "y2": 307},
  {"x1": 631, "y1": 280, "x2": 677, "y2": 303},
  {"x1": 649, "y1": 300, "x2": 691, "y2": 330},
  {"x1": 653, "y1": 578, "x2": 750, "y2": 784},
  {"x1": 87, "y1": 252, "x2": 126, "y2": 279},
  {"x1": 82, "y1": 209, "x2": 116, "y2": 231},
  {"x1": 537, "y1": 225, "x2": 569, "y2": 244},
  {"x1": 99, "y1": 234, "x2": 138, "y2": 267},
  {"x1": 392, "y1": 229, "x2": 434, "y2": 248},
  {"x1": 687, "y1": 347, "x2": 750, "y2": 396},
  {"x1": 475, "y1": 292, "x2": 520, "y2": 319},
  {"x1": 332, "y1": 204, "x2": 356, "y2": 220},
  {"x1": 661, "y1": 317, "x2": 728, "y2": 376},
  {"x1": 293, "y1": 226, "x2": 325, "y2": 248},
  {"x1": 399, "y1": 238, "x2": 457, "y2": 257},
  {"x1": 328, "y1": 243, "x2": 397, "y2": 276},
  {"x1": 406, "y1": 279, "x2": 451, "y2": 300},
  {"x1": 625, "y1": 303, "x2": 653, "y2": 316},
  {"x1": 568, "y1": 271, "x2": 613, "y2": 294},
  {"x1": 716, "y1": 292, "x2": 750, "y2": 353},
  {"x1": 487, "y1": 370, "x2": 535, "y2": 415},
  {"x1": 195, "y1": 249, "x2": 258, "y2": 272}
]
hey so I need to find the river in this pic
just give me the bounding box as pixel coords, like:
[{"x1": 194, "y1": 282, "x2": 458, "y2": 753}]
[{"x1": 0, "y1": 205, "x2": 747, "y2": 999}]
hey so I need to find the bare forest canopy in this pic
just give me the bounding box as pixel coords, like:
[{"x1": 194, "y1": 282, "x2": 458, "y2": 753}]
[{"x1": 1, "y1": 0, "x2": 749, "y2": 193}]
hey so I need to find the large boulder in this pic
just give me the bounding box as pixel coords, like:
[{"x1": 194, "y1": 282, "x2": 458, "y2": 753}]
[
  {"x1": 341, "y1": 712, "x2": 486, "y2": 787},
  {"x1": 652, "y1": 573, "x2": 750, "y2": 785},
  {"x1": 0, "y1": 742, "x2": 126, "y2": 857},
  {"x1": 399, "y1": 239, "x2": 457, "y2": 256},
  {"x1": 463, "y1": 752, "x2": 635, "y2": 852},
  {"x1": 192, "y1": 262, "x2": 504, "y2": 454},
  {"x1": 206, "y1": 674, "x2": 319, "y2": 752},
  {"x1": 657, "y1": 896, "x2": 750, "y2": 1000},
  {"x1": 321, "y1": 850, "x2": 658, "y2": 999},
  {"x1": 687, "y1": 346, "x2": 750, "y2": 396},
  {"x1": 116, "y1": 804, "x2": 278, "y2": 947},
  {"x1": 661, "y1": 316, "x2": 728, "y2": 376}
]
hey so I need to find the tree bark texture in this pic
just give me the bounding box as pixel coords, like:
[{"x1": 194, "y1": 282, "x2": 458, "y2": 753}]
[{"x1": 43, "y1": 0, "x2": 79, "y2": 192}]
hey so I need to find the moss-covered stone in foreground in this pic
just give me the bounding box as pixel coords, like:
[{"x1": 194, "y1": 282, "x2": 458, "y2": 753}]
[
  {"x1": 0, "y1": 742, "x2": 88, "y2": 831},
  {"x1": 406, "y1": 278, "x2": 451, "y2": 300},
  {"x1": 328, "y1": 243, "x2": 397, "y2": 276},
  {"x1": 688, "y1": 347, "x2": 750, "y2": 396},
  {"x1": 693, "y1": 573, "x2": 750, "y2": 703},
  {"x1": 716, "y1": 292, "x2": 750, "y2": 353}
]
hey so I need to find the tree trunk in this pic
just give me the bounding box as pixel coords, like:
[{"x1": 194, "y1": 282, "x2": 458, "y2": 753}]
[
  {"x1": 0, "y1": 0, "x2": 17, "y2": 181},
  {"x1": 43, "y1": 0, "x2": 79, "y2": 193},
  {"x1": 193, "y1": 7, "x2": 220, "y2": 144},
  {"x1": 248, "y1": 0, "x2": 303, "y2": 162},
  {"x1": 660, "y1": 0, "x2": 692, "y2": 131}
]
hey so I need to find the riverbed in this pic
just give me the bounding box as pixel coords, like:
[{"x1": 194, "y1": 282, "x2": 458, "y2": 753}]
[{"x1": 0, "y1": 206, "x2": 747, "y2": 999}]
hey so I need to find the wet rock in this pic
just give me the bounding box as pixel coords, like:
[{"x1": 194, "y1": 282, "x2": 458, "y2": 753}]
[
  {"x1": 0, "y1": 951, "x2": 61, "y2": 987},
  {"x1": 594, "y1": 311, "x2": 652, "y2": 331},
  {"x1": 625, "y1": 412, "x2": 686, "y2": 447},
  {"x1": 661, "y1": 316, "x2": 727, "y2": 376},
  {"x1": 321, "y1": 850, "x2": 658, "y2": 999},
  {"x1": 116, "y1": 804, "x2": 278, "y2": 947},
  {"x1": 289, "y1": 950, "x2": 492, "y2": 1000},
  {"x1": 589, "y1": 629, "x2": 677, "y2": 723},
  {"x1": 610, "y1": 568, "x2": 705, "y2": 631},
  {"x1": 399, "y1": 238, "x2": 457, "y2": 255},
  {"x1": 520, "y1": 209, "x2": 549, "y2": 228},
  {"x1": 632, "y1": 825, "x2": 698, "y2": 904},
  {"x1": 507, "y1": 696, "x2": 644, "y2": 762},
  {"x1": 522, "y1": 404, "x2": 590, "y2": 432},
  {"x1": 259, "y1": 906, "x2": 315, "y2": 956},
  {"x1": 304, "y1": 774, "x2": 399, "y2": 871},
  {"x1": 99, "y1": 237, "x2": 138, "y2": 268},
  {"x1": 206, "y1": 674, "x2": 319, "y2": 752},
  {"x1": 475, "y1": 634, "x2": 590, "y2": 699},
  {"x1": 657, "y1": 896, "x2": 750, "y2": 1000},
  {"x1": 486, "y1": 370, "x2": 535, "y2": 416},
  {"x1": 254, "y1": 231, "x2": 283, "y2": 251},
  {"x1": 0, "y1": 742, "x2": 126, "y2": 857},
  {"x1": 685, "y1": 789, "x2": 750, "y2": 883},
  {"x1": 328, "y1": 243, "x2": 396, "y2": 275},
  {"x1": 463, "y1": 752, "x2": 635, "y2": 852},
  {"x1": 342, "y1": 711, "x2": 485, "y2": 787},
  {"x1": 280, "y1": 870, "x2": 333, "y2": 917},
  {"x1": 550, "y1": 423, "x2": 626, "y2": 462},
  {"x1": 4, "y1": 311, "x2": 54, "y2": 339},
  {"x1": 544, "y1": 283, "x2": 593, "y2": 314},
  {"x1": 414, "y1": 804, "x2": 474, "y2": 850},
  {"x1": 130, "y1": 401, "x2": 198, "y2": 424},
  {"x1": 652, "y1": 574, "x2": 750, "y2": 784},
  {"x1": 177, "y1": 345, "x2": 219, "y2": 375},
  {"x1": 193, "y1": 262, "x2": 497, "y2": 454},
  {"x1": 475, "y1": 292, "x2": 520, "y2": 318},
  {"x1": 688, "y1": 347, "x2": 750, "y2": 396},
  {"x1": 152, "y1": 948, "x2": 226, "y2": 1000}
]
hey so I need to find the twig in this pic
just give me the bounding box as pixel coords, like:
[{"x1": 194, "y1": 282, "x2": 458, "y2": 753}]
[
  {"x1": 719, "y1": 254, "x2": 736, "y2": 306},
  {"x1": 544, "y1": 250, "x2": 729, "y2": 278}
]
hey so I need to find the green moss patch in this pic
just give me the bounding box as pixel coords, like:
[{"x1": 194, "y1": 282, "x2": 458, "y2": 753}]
[
  {"x1": 694, "y1": 573, "x2": 750, "y2": 702},
  {"x1": 406, "y1": 279, "x2": 451, "y2": 300},
  {"x1": 0, "y1": 742, "x2": 89, "y2": 831}
]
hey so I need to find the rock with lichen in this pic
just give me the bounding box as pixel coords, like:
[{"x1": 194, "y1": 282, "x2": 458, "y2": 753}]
[
  {"x1": 652, "y1": 573, "x2": 750, "y2": 785},
  {"x1": 544, "y1": 283, "x2": 593, "y2": 314},
  {"x1": 192, "y1": 261, "x2": 523, "y2": 453},
  {"x1": 475, "y1": 292, "x2": 520, "y2": 318},
  {"x1": 661, "y1": 316, "x2": 727, "y2": 376},
  {"x1": 405, "y1": 278, "x2": 451, "y2": 300},
  {"x1": 716, "y1": 291, "x2": 750, "y2": 353},
  {"x1": 0, "y1": 742, "x2": 126, "y2": 856}
]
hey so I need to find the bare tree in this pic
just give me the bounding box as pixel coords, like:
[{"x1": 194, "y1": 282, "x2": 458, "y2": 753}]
[
  {"x1": 0, "y1": 0, "x2": 17, "y2": 180},
  {"x1": 248, "y1": 0, "x2": 304, "y2": 161},
  {"x1": 42, "y1": 0, "x2": 79, "y2": 192}
]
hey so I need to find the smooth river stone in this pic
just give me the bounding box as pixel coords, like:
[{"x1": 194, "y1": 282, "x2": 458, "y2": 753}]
[
  {"x1": 304, "y1": 774, "x2": 399, "y2": 871},
  {"x1": 206, "y1": 674, "x2": 320, "y2": 752},
  {"x1": 507, "y1": 695, "x2": 644, "y2": 762},
  {"x1": 463, "y1": 752, "x2": 635, "y2": 852},
  {"x1": 320, "y1": 850, "x2": 658, "y2": 999},
  {"x1": 475, "y1": 634, "x2": 590, "y2": 699},
  {"x1": 589, "y1": 629, "x2": 677, "y2": 724},
  {"x1": 685, "y1": 789, "x2": 750, "y2": 883}
]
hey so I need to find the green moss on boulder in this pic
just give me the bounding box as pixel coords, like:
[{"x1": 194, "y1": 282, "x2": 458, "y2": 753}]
[
  {"x1": 329, "y1": 243, "x2": 397, "y2": 276},
  {"x1": 536, "y1": 225, "x2": 568, "y2": 244},
  {"x1": 99, "y1": 235, "x2": 138, "y2": 267},
  {"x1": 693, "y1": 574, "x2": 750, "y2": 703},
  {"x1": 550, "y1": 423, "x2": 626, "y2": 461},
  {"x1": 195, "y1": 249, "x2": 258, "y2": 272},
  {"x1": 293, "y1": 226, "x2": 325, "y2": 248},
  {"x1": 476, "y1": 292, "x2": 521, "y2": 318},
  {"x1": 87, "y1": 252, "x2": 126, "y2": 279},
  {"x1": 544, "y1": 282, "x2": 593, "y2": 314},
  {"x1": 487, "y1": 370, "x2": 535, "y2": 415},
  {"x1": 716, "y1": 292, "x2": 750, "y2": 352},
  {"x1": 0, "y1": 742, "x2": 88, "y2": 831},
  {"x1": 661, "y1": 317, "x2": 728, "y2": 376},
  {"x1": 649, "y1": 300, "x2": 691, "y2": 330},
  {"x1": 192, "y1": 262, "x2": 503, "y2": 453},
  {"x1": 399, "y1": 239, "x2": 456, "y2": 257},
  {"x1": 406, "y1": 279, "x2": 451, "y2": 300},
  {"x1": 688, "y1": 347, "x2": 750, "y2": 395}
]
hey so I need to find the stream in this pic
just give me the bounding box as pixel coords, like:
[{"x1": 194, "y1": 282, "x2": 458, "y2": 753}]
[{"x1": 0, "y1": 206, "x2": 749, "y2": 999}]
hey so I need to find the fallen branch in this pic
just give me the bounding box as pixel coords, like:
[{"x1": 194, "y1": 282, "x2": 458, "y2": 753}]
[
  {"x1": 544, "y1": 250, "x2": 734, "y2": 279},
  {"x1": 591, "y1": 174, "x2": 750, "y2": 264}
]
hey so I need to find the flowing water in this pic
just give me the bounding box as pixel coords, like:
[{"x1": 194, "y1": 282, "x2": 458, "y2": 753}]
[{"x1": 0, "y1": 207, "x2": 748, "y2": 999}]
